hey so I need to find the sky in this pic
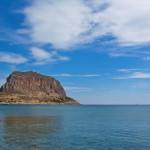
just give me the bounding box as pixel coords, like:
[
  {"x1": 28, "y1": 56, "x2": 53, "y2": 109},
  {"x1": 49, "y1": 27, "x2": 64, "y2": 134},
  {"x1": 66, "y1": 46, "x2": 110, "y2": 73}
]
[{"x1": 1, "y1": 0, "x2": 150, "y2": 104}]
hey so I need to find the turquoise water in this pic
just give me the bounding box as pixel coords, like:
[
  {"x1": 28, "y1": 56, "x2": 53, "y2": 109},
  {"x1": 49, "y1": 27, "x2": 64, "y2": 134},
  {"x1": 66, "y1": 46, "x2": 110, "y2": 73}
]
[{"x1": 0, "y1": 105, "x2": 150, "y2": 150}]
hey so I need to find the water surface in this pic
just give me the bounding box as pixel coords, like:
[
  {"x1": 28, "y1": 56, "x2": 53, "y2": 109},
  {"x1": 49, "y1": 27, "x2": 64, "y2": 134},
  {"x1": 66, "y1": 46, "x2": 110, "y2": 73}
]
[{"x1": 0, "y1": 105, "x2": 150, "y2": 150}]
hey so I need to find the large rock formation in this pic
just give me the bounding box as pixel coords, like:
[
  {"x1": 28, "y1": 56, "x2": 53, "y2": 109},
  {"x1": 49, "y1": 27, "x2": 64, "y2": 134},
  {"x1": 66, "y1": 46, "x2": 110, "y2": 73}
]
[{"x1": 0, "y1": 71, "x2": 79, "y2": 104}]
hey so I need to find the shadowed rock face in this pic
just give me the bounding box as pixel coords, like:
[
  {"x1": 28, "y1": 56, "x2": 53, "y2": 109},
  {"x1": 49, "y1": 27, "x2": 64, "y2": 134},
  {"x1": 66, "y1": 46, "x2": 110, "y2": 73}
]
[{"x1": 0, "y1": 71, "x2": 79, "y2": 104}]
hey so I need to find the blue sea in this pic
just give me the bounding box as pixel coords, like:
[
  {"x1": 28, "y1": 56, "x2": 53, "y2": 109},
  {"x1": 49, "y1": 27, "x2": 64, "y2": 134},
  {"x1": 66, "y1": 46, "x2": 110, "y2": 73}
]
[{"x1": 0, "y1": 105, "x2": 150, "y2": 150}]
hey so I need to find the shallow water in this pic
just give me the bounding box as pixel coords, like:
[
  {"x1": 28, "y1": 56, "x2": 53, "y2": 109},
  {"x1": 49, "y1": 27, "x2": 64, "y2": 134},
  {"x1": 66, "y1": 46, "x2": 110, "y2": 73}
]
[{"x1": 0, "y1": 105, "x2": 150, "y2": 150}]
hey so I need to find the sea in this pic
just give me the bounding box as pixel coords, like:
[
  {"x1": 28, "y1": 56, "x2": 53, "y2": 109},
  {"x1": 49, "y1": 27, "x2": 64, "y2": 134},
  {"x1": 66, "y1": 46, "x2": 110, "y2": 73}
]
[{"x1": 0, "y1": 105, "x2": 150, "y2": 150}]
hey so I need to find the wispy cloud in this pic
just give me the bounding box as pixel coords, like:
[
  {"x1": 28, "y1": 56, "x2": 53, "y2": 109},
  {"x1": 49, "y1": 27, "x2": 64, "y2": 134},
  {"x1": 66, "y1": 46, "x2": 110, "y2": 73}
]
[
  {"x1": 108, "y1": 47, "x2": 150, "y2": 60},
  {"x1": 128, "y1": 72, "x2": 150, "y2": 79},
  {"x1": 0, "y1": 52, "x2": 27, "y2": 64},
  {"x1": 22, "y1": 0, "x2": 150, "y2": 49},
  {"x1": 52, "y1": 73, "x2": 101, "y2": 78},
  {"x1": 30, "y1": 47, "x2": 69, "y2": 65},
  {"x1": 0, "y1": 78, "x2": 6, "y2": 86},
  {"x1": 0, "y1": 72, "x2": 9, "y2": 86},
  {"x1": 117, "y1": 68, "x2": 141, "y2": 73},
  {"x1": 114, "y1": 72, "x2": 150, "y2": 79},
  {"x1": 30, "y1": 47, "x2": 51, "y2": 61},
  {"x1": 0, "y1": 28, "x2": 30, "y2": 45},
  {"x1": 64, "y1": 86, "x2": 92, "y2": 92}
]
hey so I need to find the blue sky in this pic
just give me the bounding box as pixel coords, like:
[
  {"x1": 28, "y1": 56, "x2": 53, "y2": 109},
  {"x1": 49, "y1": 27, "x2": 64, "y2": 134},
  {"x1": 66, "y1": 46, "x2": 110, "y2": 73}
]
[{"x1": 1, "y1": 0, "x2": 150, "y2": 104}]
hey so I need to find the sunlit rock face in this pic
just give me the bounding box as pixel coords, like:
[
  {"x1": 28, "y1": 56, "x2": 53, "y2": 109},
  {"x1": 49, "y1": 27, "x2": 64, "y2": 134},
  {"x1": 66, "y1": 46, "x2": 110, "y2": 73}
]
[
  {"x1": 0, "y1": 71, "x2": 66, "y2": 97},
  {"x1": 0, "y1": 71, "x2": 79, "y2": 104}
]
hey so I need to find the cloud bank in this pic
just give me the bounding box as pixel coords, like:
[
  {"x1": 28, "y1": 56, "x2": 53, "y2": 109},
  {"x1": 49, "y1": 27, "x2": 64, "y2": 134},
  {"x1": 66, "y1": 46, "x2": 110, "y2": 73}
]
[{"x1": 22, "y1": 0, "x2": 150, "y2": 49}]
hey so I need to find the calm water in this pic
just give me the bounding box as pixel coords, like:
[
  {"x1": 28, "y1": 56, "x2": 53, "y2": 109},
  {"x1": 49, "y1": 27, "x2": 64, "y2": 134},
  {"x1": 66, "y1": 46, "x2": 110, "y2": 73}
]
[{"x1": 0, "y1": 105, "x2": 150, "y2": 150}]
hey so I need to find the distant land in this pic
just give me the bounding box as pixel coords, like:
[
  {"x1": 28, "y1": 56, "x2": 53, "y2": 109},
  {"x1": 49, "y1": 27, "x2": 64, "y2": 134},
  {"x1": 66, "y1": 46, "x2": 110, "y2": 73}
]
[{"x1": 0, "y1": 71, "x2": 79, "y2": 104}]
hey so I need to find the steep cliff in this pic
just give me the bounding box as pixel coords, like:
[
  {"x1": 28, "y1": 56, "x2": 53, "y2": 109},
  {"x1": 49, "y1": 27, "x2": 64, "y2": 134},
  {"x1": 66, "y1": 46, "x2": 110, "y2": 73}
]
[{"x1": 0, "y1": 71, "x2": 79, "y2": 104}]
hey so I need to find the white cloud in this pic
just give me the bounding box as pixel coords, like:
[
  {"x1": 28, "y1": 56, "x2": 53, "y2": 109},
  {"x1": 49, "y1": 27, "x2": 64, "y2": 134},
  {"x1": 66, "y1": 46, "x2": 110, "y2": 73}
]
[
  {"x1": 23, "y1": 0, "x2": 92, "y2": 49},
  {"x1": 99, "y1": 0, "x2": 150, "y2": 46},
  {"x1": 129, "y1": 72, "x2": 150, "y2": 79},
  {"x1": 0, "y1": 72, "x2": 8, "y2": 86},
  {"x1": 114, "y1": 72, "x2": 150, "y2": 79},
  {"x1": 30, "y1": 47, "x2": 69, "y2": 64},
  {"x1": 52, "y1": 73, "x2": 101, "y2": 77},
  {"x1": 117, "y1": 68, "x2": 140, "y2": 73},
  {"x1": 64, "y1": 86, "x2": 92, "y2": 92},
  {"x1": 0, "y1": 77, "x2": 6, "y2": 86},
  {"x1": 22, "y1": 0, "x2": 150, "y2": 49},
  {"x1": 108, "y1": 48, "x2": 150, "y2": 60},
  {"x1": 0, "y1": 78, "x2": 6, "y2": 86},
  {"x1": 0, "y1": 52, "x2": 27, "y2": 64},
  {"x1": 0, "y1": 27, "x2": 30, "y2": 45},
  {"x1": 30, "y1": 47, "x2": 51, "y2": 61}
]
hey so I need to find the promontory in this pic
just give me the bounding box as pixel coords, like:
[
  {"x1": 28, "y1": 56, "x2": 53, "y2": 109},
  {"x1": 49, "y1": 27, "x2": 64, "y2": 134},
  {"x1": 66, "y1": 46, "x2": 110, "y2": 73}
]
[{"x1": 0, "y1": 71, "x2": 79, "y2": 104}]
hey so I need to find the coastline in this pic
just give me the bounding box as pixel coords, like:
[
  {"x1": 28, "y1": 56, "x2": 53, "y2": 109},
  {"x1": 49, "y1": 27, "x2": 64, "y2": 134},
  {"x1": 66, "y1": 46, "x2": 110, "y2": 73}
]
[
  {"x1": 0, "y1": 71, "x2": 79, "y2": 105},
  {"x1": 0, "y1": 101, "x2": 80, "y2": 105}
]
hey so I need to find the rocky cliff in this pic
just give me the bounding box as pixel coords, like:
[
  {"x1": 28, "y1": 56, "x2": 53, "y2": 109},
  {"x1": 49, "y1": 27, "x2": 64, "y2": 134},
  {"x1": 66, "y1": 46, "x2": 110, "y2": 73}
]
[{"x1": 0, "y1": 71, "x2": 79, "y2": 104}]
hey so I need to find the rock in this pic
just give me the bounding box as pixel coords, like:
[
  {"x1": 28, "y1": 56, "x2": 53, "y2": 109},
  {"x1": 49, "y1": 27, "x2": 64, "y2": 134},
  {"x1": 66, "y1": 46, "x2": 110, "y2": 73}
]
[{"x1": 0, "y1": 71, "x2": 79, "y2": 104}]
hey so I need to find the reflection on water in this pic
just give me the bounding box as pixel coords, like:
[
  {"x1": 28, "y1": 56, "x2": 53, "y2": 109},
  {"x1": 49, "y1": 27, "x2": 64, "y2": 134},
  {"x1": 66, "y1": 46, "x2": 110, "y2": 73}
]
[
  {"x1": 1, "y1": 116, "x2": 61, "y2": 150},
  {"x1": 2, "y1": 105, "x2": 150, "y2": 150},
  {"x1": 4, "y1": 116, "x2": 57, "y2": 134}
]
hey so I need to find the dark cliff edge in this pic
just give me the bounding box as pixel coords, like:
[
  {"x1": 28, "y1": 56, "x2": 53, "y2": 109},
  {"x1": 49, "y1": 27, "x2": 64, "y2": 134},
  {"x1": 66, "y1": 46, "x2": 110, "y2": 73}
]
[{"x1": 0, "y1": 71, "x2": 79, "y2": 104}]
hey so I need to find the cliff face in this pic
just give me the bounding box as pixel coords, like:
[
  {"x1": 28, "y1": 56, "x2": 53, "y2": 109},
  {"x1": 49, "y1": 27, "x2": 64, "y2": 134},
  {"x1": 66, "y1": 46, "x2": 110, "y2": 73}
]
[
  {"x1": 0, "y1": 71, "x2": 79, "y2": 104},
  {"x1": 0, "y1": 71, "x2": 66, "y2": 97}
]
